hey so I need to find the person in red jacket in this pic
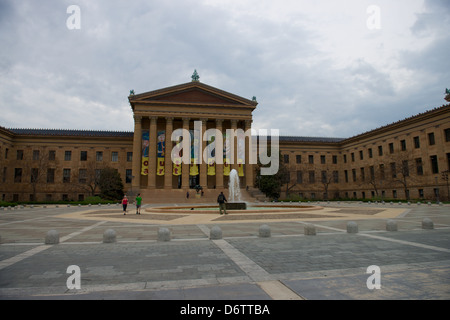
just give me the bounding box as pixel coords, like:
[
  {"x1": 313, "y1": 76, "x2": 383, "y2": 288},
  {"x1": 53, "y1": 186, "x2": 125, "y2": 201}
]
[{"x1": 122, "y1": 195, "x2": 128, "y2": 215}]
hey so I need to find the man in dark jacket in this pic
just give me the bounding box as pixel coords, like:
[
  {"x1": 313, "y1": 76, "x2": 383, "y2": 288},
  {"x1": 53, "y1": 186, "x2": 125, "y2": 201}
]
[{"x1": 217, "y1": 192, "x2": 227, "y2": 215}]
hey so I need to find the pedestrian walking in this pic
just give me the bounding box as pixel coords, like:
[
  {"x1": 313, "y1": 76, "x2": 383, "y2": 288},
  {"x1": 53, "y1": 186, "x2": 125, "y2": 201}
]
[
  {"x1": 135, "y1": 193, "x2": 142, "y2": 214},
  {"x1": 122, "y1": 195, "x2": 128, "y2": 215},
  {"x1": 217, "y1": 191, "x2": 227, "y2": 215}
]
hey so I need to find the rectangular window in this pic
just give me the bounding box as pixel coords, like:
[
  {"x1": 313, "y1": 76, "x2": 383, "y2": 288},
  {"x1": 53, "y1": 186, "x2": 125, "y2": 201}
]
[
  {"x1": 14, "y1": 168, "x2": 22, "y2": 183},
  {"x1": 283, "y1": 154, "x2": 289, "y2": 164},
  {"x1": 359, "y1": 150, "x2": 363, "y2": 160},
  {"x1": 402, "y1": 160, "x2": 409, "y2": 177},
  {"x1": 360, "y1": 167, "x2": 365, "y2": 181},
  {"x1": 344, "y1": 170, "x2": 348, "y2": 183},
  {"x1": 445, "y1": 128, "x2": 450, "y2": 142},
  {"x1": 413, "y1": 136, "x2": 420, "y2": 148},
  {"x1": 391, "y1": 162, "x2": 396, "y2": 178},
  {"x1": 79, "y1": 169, "x2": 87, "y2": 184},
  {"x1": 428, "y1": 132, "x2": 435, "y2": 145},
  {"x1": 31, "y1": 168, "x2": 38, "y2": 183},
  {"x1": 296, "y1": 171, "x2": 303, "y2": 183},
  {"x1": 96, "y1": 151, "x2": 103, "y2": 161},
  {"x1": 127, "y1": 152, "x2": 133, "y2": 162},
  {"x1": 320, "y1": 155, "x2": 326, "y2": 164},
  {"x1": 111, "y1": 152, "x2": 119, "y2": 162},
  {"x1": 48, "y1": 150, "x2": 56, "y2": 161},
  {"x1": 321, "y1": 170, "x2": 327, "y2": 183},
  {"x1": 65, "y1": 151, "x2": 72, "y2": 161},
  {"x1": 33, "y1": 150, "x2": 40, "y2": 160},
  {"x1": 389, "y1": 143, "x2": 394, "y2": 154},
  {"x1": 126, "y1": 169, "x2": 133, "y2": 183},
  {"x1": 17, "y1": 150, "x2": 24, "y2": 160},
  {"x1": 352, "y1": 169, "x2": 356, "y2": 182},
  {"x1": 308, "y1": 171, "x2": 315, "y2": 183},
  {"x1": 47, "y1": 168, "x2": 55, "y2": 183},
  {"x1": 308, "y1": 155, "x2": 314, "y2": 164},
  {"x1": 343, "y1": 154, "x2": 347, "y2": 163},
  {"x1": 80, "y1": 151, "x2": 88, "y2": 161},
  {"x1": 368, "y1": 148, "x2": 373, "y2": 158},
  {"x1": 430, "y1": 155, "x2": 439, "y2": 174},
  {"x1": 333, "y1": 171, "x2": 339, "y2": 183},
  {"x1": 378, "y1": 146, "x2": 383, "y2": 156},
  {"x1": 379, "y1": 164, "x2": 385, "y2": 180},
  {"x1": 416, "y1": 158, "x2": 423, "y2": 175},
  {"x1": 400, "y1": 140, "x2": 406, "y2": 151},
  {"x1": 63, "y1": 169, "x2": 71, "y2": 183},
  {"x1": 296, "y1": 155, "x2": 302, "y2": 164},
  {"x1": 351, "y1": 153, "x2": 355, "y2": 162},
  {"x1": 332, "y1": 155, "x2": 337, "y2": 164}
]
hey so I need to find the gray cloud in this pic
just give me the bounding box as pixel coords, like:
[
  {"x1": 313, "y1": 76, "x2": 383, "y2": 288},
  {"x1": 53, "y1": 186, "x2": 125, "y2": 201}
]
[{"x1": 1, "y1": 0, "x2": 448, "y2": 137}]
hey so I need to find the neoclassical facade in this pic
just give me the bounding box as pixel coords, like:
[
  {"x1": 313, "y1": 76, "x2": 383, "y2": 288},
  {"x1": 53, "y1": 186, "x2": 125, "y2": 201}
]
[{"x1": 1, "y1": 76, "x2": 449, "y2": 203}]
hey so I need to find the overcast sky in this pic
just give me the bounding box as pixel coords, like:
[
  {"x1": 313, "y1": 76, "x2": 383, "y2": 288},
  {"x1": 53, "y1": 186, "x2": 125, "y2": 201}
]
[{"x1": 1, "y1": 0, "x2": 449, "y2": 138}]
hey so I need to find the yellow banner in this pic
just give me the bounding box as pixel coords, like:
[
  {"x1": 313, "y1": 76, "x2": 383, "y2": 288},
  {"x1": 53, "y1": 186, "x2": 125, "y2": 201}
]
[
  {"x1": 238, "y1": 163, "x2": 244, "y2": 177},
  {"x1": 157, "y1": 157, "x2": 165, "y2": 176},
  {"x1": 173, "y1": 157, "x2": 182, "y2": 176},
  {"x1": 190, "y1": 159, "x2": 199, "y2": 176},
  {"x1": 207, "y1": 158, "x2": 215, "y2": 176},
  {"x1": 141, "y1": 157, "x2": 149, "y2": 175},
  {"x1": 223, "y1": 158, "x2": 230, "y2": 176}
]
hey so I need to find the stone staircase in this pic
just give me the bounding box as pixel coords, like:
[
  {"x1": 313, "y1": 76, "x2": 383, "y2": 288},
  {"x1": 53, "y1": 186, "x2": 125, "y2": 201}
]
[{"x1": 246, "y1": 187, "x2": 269, "y2": 202}]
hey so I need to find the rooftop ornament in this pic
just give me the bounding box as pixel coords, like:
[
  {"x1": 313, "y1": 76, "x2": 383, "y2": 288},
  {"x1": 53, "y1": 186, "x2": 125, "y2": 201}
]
[
  {"x1": 129, "y1": 89, "x2": 135, "y2": 96},
  {"x1": 445, "y1": 88, "x2": 450, "y2": 102},
  {"x1": 191, "y1": 69, "x2": 200, "y2": 82}
]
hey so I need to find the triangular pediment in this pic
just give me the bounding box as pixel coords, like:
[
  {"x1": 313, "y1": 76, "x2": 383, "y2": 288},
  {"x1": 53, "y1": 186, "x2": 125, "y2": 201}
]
[{"x1": 129, "y1": 82, "x2": 257, "y2": 108}]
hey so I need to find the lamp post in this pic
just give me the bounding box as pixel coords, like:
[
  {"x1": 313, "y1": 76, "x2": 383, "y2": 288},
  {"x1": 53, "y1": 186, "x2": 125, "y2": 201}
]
[
  {"x1": 442, "y1": 170, "x2": 449, "y2": 202},
  {"x1": 435, "y1": 176, "x2": 440, "y2": 204}
]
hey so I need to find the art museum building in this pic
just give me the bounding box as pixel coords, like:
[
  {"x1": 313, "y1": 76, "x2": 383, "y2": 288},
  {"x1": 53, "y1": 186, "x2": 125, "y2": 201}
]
[{"x1": 1, "y1": 78, "x2": 450, "y2": 203}]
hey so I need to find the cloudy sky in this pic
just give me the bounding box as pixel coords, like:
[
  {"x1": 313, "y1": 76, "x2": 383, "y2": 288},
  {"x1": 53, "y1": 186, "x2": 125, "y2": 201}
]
[{"x1": 1, "y1": 0, "x2": 449, "y2": 138}]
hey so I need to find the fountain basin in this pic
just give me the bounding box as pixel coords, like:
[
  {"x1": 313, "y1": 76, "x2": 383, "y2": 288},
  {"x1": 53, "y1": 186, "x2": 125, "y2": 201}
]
[{"x1": 225, "y1": 202, "x2": 247, "y2": 210}]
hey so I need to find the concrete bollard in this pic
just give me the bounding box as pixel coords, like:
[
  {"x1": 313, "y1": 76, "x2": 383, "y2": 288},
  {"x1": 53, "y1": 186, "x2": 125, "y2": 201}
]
[
  {"x1": 210, "y1": 226, "x2": 222, "y2": 240},
  {"x1": 157, "y1": 227, "x2": 171, "y2": 241},
  {"x1": 386, "y1": 219, "x2": 398, "y2": 231},
  {"x1": 347, "y1": 221, "x2": 358, "y2": 234},
  {"x1": 304, "y1": 224, "x2": 316, "y2": 235},
  {"x1": 103, "y1": 229, "x2": 117, "y2": 243},
  {"x1": 422, "y1": 218, "x2": 434, "y2": 230},
  {"x1": 259, "y1": 224, "x2": 271, "y2": 238},
  {"x1": 45, "y1": 230, "x2": 60, "y2": 244}
]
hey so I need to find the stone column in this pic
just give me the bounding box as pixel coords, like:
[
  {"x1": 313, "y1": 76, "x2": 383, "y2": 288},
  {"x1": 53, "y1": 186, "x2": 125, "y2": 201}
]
[
  {"x1": 181, "y1": 117, "x2": 190, "y2": 190},
  {"x1": 245, "y1": 119, "x2": 254, "y2": 188},
  {"x1": 164, "y1": 117, "x2": 173, "y2": 189},
  {"x1": 148, "y1": 116, "x2": 157, "y2": 188},
  {"x1": 199, "y1": 118, "x2": 207, "y2": 189},
  {"x1": 215, "y1": 119, "x2": 224, "y2": 189},
  {"x1": 230, "y1": 119, "x2": 238, "y2": 172},
  {"x1": 131, "y1": 115, "x2": 142, "y2": 191}
]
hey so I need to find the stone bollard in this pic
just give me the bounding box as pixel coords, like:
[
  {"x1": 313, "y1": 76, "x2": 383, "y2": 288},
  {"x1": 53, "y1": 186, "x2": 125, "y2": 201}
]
[
  {"x1": 422, "y1": 218, "x2": 434, "y2": 230},
  {"x1": 157, "y1": 227, "x2": 171, "y2": 241},
  {"x1": 103, "y1": 229, "x2": 117, "y2": 243},
  {"x1": 386, "y1": 219, "x2": 398, "y2": 231},
  {"x1": 259, "y1": 224, "x2": 271, "y2": 238},
  {"x1": 304, "y1": 224, "x2": 316, "y2": 236},
  {"x1": 210, "y1": 226, "x2": 222, "y2": 240},
  {"x1": 45, "y1": 230, "x2": 60, "y2": 244},
  {"x1": 347, "y1": 221, "x2": 358, "y2": 234}
]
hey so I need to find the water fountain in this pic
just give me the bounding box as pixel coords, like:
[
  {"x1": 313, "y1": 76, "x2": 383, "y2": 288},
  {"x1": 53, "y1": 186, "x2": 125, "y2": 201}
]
[{"x1": 226, "y1": 169, "x2": 247, "y2": 210}]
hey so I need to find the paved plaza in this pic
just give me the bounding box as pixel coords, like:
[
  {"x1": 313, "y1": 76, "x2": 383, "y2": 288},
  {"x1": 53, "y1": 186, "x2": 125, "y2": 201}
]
[{"x1": 0, "y1": 201, "x2": 449, "y2": 301}]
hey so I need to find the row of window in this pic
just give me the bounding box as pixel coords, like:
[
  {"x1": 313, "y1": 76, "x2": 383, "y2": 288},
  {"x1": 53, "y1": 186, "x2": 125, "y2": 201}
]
[
  {"x1": 7, "y1": 168, "x2": 133, "y2": 184},
  {"x1": 288, "y1": 154, "x2": 448, "y2": 184},
  {"x1": 7, "y1": 149, "x2": 133, "y2": 162},
  {"x1": 283, "y1": 128, "x2": 450, "y2": 165}
]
